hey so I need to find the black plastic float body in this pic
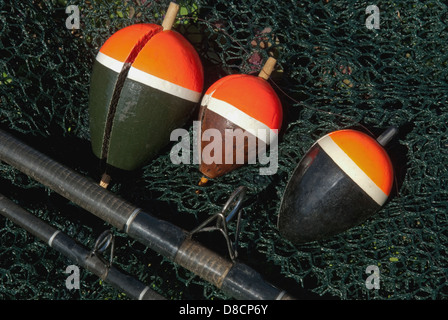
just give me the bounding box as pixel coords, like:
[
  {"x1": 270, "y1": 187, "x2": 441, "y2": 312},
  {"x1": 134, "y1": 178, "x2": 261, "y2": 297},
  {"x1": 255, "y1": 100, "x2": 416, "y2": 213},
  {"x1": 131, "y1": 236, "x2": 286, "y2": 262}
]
[{"x1": 278, "y1": 127, "x2": 397, "y2": 244}]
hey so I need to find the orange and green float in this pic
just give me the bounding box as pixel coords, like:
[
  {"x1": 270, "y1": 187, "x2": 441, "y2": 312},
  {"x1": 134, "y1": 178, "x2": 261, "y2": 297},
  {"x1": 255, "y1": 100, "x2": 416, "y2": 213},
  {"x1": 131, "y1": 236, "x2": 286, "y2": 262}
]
[{"x1": 88, "y1": 3, "x2": 203, "y2": 186}]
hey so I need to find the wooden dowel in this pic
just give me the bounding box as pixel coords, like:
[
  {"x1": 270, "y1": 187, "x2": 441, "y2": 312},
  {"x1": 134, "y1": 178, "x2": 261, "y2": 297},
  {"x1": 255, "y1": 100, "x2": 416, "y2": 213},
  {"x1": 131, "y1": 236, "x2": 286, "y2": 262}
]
[
  {"x1": 258, "y1": 57, "x2": 277, "y2": 80},
  {"x1": 162, "y1": 2, "x2": 179, "y2": 31},
  {"x1": 99, "y1": 173, "x2": 111, "y2": 189}
]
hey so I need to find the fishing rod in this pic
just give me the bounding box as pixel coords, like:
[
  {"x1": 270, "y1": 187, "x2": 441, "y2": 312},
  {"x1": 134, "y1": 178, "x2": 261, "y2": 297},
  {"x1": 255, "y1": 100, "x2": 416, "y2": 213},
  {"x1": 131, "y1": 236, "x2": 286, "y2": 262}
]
[
  {"x1": 0, "y1": 193, "x2": 165, "y2": 300},
  {"x1": 0, "y1": 129, "x2": 294, "y2": 300}
]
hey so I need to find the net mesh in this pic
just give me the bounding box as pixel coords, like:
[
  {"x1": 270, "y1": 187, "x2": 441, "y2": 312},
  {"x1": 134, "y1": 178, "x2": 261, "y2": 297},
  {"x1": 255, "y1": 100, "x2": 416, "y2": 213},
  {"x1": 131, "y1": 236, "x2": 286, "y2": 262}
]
[{"x1": 1, "y1": 0, "x2": 447, "y2": 300}]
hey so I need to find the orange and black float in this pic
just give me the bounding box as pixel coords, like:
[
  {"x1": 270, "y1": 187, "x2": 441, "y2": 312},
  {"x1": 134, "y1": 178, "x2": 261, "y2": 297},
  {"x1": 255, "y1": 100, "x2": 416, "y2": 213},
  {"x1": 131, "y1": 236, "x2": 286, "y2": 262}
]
[
  {"x1": 278, "y1": 127, "x2": 397, "y2": 244},
  {"x1": 197, "y1": 57, "x2": 283, "y2": 184},
  {"x1": 88, "y1": 3, "x2": 203, "y2": 187}
]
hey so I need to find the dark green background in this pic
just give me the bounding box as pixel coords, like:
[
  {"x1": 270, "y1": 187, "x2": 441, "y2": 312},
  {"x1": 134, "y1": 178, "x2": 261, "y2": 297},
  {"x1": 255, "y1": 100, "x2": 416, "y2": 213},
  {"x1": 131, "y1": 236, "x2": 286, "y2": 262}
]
[{"x1": 0, "y1": 0, "x2": 447, "y2": 300}]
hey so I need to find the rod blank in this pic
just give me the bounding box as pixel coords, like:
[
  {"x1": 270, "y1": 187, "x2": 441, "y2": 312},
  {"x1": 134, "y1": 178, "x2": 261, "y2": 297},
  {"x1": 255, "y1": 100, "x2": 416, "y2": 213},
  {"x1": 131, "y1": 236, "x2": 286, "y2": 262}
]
[
  {"x1": 0, "y1": 129, "x2": 294, "y2": 300},
  {"x1": 0, "y1": 193, "x2": 165, "y2": 300},
  {"x1": 0, "y1": 130, "x2": 137, "y2": 230}
]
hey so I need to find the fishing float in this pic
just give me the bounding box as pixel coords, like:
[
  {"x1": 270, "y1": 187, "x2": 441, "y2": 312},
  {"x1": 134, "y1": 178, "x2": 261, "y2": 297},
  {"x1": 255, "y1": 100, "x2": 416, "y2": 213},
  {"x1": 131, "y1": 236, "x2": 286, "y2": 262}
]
[
  {"x1": 88, "y1": 2, "x2": 204, "y2": 188},
  {"x1": 277, "y1": 127, "x2": 397, "y2": 244},
  {"x1": 197, "y1": 57, "x2": 283, "y2": 185}
]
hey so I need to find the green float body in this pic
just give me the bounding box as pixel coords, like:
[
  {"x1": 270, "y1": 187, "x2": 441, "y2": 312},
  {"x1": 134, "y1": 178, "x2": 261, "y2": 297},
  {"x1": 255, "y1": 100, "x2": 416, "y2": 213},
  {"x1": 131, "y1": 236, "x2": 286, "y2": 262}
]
[
  {"x1": 89, "y1": 64, "x2": 198, "y2": 171},
  {"x1": 88, "y1": 24, "x2": 203, "y2": 171}
]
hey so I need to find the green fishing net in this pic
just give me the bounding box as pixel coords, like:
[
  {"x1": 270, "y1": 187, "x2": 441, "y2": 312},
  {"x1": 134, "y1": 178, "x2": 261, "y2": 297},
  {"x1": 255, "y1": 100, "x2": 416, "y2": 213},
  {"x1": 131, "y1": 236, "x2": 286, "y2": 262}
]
[{"x1": 1, "y1": 0, "x2": 447, "y2": 300}]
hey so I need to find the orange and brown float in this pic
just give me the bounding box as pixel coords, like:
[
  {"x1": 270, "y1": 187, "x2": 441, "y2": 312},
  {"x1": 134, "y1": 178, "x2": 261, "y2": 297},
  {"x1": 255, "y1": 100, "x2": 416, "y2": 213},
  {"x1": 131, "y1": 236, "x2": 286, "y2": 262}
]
[{"x1": 197, "y1": 57, "x2": 283, "y2": 183}]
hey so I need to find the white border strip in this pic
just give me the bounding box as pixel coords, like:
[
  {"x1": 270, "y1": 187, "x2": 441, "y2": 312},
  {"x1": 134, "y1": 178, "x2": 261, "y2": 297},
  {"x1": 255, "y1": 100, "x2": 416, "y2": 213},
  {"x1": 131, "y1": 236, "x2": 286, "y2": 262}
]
[
  {"x1": 202, "y1": 94, "x2": 278, "y2": 145},
  {"x1": 317, "y1": 135, "x2": 387, "y2": 206},
  {"x1": 128, "y1": 66, "x2": 202, "y2": 102},
  {"x1": 96, "y1": 51, "x2": 124, "y2": 73},
  {"x1": 96, "y1": 52, "x2": 202, "y2": 103}
]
